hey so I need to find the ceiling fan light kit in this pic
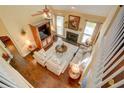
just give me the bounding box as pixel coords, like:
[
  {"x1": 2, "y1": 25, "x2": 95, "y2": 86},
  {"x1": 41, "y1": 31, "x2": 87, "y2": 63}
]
[{"x1": 32, "y1": 5, "x2": 52, "y2": 19}]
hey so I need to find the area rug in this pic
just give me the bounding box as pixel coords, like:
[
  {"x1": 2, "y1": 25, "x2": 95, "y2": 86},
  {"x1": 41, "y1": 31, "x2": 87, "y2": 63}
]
[{"x1": 46, "y1": 40, "x2": 79, "y2": 65}]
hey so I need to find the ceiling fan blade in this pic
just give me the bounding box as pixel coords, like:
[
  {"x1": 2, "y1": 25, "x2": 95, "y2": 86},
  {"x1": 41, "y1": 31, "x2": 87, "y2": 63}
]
[
  {"x1": 31, "y1": 5, "x2": 52, "y2": 18},
  {"x1": 31, "y1": 13, "x2": 42, "y2": 16},
  {"x1": 37, "y1": 11, "x2": 43, "y2": 13},
  {"x1": 45, "y1": 12, "x2": 52, "y2": 19}
]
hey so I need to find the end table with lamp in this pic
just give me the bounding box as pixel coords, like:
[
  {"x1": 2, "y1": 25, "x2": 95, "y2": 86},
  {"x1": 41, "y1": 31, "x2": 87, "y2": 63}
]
[{"x1": 69, "y1": 63, "x2": 82, "y2": 79}]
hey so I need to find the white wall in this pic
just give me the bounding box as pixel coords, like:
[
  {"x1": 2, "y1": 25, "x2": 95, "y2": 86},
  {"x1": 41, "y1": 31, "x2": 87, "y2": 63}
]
[
  {"x1": 0, "y1": 6, "x2": 46, "y2": 56},
  {"x1": 0, "y1": 18, "x2": 8, "y2": 36}
]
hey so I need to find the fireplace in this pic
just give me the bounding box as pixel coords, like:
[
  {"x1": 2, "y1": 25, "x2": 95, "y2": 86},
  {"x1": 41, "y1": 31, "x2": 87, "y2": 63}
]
[{"x1": 66, "y1": 31, "x2": 78, "y2": 44}]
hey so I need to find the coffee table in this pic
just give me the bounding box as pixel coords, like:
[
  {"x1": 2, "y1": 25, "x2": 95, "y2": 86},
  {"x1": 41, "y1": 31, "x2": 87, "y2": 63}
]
[{"x1": 55, "y1": 44, "x2": 67, "y2": 54}]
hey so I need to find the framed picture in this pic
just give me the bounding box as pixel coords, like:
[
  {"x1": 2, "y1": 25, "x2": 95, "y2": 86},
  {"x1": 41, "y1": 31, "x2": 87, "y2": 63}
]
[{"x1": 68, "y1": 15, "x2": 80, "y2": 31}]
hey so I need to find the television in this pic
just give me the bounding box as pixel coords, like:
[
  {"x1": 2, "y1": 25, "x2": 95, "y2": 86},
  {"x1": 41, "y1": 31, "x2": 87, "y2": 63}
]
[{"x1": 38, "y1": 22, "x2": 51, "y2": 40}]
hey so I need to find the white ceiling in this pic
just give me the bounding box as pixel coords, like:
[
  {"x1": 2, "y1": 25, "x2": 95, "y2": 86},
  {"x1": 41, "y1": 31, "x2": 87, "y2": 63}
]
[{"x1": 52, "y1": 5, "x2": 116, "y2": 17}]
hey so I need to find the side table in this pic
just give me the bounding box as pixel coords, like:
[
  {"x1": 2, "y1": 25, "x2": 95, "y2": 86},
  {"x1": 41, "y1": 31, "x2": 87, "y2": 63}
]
[{"x1": 69, "y1": 64, "x2": 82, "y2": 79}]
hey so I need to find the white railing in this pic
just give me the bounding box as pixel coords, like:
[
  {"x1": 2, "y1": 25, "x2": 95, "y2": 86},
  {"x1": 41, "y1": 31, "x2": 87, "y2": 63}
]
[{"x1": 94, "y1": 6, "x2": 124, "y2": 88}]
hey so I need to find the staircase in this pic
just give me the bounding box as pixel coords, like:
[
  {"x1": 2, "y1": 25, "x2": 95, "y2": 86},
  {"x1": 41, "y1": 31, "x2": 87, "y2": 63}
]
[{"x1": 92, "y1": 6, "x2": 124, "y2": 88}]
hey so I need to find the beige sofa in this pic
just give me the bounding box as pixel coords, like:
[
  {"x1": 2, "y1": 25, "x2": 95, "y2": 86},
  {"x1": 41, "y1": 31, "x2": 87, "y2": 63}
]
[{"x1": 33, "y1": 41, "x2": 78, "y2": 76}]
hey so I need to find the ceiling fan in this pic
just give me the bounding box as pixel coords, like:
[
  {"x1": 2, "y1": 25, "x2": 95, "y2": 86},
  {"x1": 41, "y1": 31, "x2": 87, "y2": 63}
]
[{"x1": 32, "y1": 5, "x2": 52, "y2": 19}]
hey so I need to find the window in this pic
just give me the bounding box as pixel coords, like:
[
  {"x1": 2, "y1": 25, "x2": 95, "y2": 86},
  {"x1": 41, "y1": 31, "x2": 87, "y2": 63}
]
[
  {"x1": 81, "y1": 21, "x2": 97, "y2": 43},
  {"x1": 56, "y1": 16, "x2": 64, "y2": 36}
]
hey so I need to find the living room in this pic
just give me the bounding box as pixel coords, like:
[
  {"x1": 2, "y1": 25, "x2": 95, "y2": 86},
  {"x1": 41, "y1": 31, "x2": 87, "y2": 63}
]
[{"x1": 0, "y1": 5, "x2": 123, "y2": 88}]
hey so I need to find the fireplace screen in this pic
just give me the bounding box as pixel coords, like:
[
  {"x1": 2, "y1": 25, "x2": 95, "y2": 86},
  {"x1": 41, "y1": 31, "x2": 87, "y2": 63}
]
[{"x1": 66, "y1": 31, "x2": 78, "y2": 44}]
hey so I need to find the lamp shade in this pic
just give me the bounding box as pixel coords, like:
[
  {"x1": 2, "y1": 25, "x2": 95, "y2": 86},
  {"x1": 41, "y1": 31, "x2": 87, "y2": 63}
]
[
  {"x1": 25, "y1": 40, "x2": 31, "y2": 45},
  {"x1": 71, "y1": 64, "x2": 80, "y2": 73}
]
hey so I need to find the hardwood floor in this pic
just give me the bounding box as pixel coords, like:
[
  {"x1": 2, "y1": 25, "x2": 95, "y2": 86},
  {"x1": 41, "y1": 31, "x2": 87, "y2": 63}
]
[{"x1": 5, "y1": 40, "x2": 80, "y2": 88}]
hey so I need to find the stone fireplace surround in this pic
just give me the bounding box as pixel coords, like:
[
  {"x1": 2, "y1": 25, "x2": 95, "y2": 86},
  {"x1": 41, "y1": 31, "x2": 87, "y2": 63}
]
[{"x1": 64, "y1": 28, "x2": 82, "y2": 44}]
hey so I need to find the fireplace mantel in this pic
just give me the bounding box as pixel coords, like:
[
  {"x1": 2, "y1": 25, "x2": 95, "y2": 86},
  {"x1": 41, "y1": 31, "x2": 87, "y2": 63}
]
[
  {"x1": 64, "y1": 28, "x2": 81, "y2": 35},
  {"x1": 64, "y1": 28, "x2": 83, "y2": 43}
]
